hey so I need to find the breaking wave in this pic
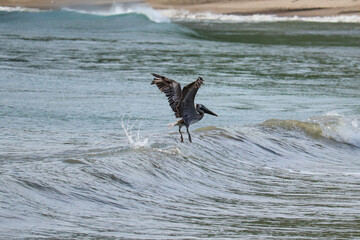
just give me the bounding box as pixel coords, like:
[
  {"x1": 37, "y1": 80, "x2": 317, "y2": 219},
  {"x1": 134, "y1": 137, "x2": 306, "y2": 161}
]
[
  {"x1": 261, "y1": 113, "x2": 360, "y2": 147},
  {"x1": 0, "y1": 6, "x2": 41, "y2": 12},
  {"x1": 0, "y1": 3, "x2": 170, "y2": 23},
  {"x1": 160, "y1": 9, "x2": 360, "y2": 23},
  {"x1": 63, "y1": 3, "x2": 170, "y2": 23},
  {"x1": 3, "y1": 4, "x2": 360, "y2": 23}
]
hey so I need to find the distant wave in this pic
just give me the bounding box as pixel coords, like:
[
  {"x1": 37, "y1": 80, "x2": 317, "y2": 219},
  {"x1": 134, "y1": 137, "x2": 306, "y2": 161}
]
[
  {"x1": 4, "y1": 5, "x2": 359, "y2": 23},
  {"x1": 0, "y1": 6, "x2": 41, "y2": 12},
  {"x1": 62, "y1": 3, "x2": 170, "y2": 23},
  {"x1": 160, "y1": 9, "x2": 360, "y2": 23},
  {"x1": 0, "y1": 4, "x2": 170, "y2": 23}
]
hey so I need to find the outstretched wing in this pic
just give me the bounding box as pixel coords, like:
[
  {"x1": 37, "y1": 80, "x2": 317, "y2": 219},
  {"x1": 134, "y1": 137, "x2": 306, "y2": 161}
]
[
  {"x1": 151, "y1": 73, "x2": 182, "y2": 117},
  {"x1": 177, "y1": 77, "x2": 204, "y2": 124}
]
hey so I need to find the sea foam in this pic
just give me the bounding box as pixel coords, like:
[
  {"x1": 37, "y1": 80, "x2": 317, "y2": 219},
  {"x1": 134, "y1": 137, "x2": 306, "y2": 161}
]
[
  {"x1": 0, "y1": 6, "x2": 41, "y2": 12},
  {"x1": 312, "y1": 112, "x2": 360, "y2": 147},
  {"x1": 160, "y1": 9, "x2": 360, "y2": 23}
]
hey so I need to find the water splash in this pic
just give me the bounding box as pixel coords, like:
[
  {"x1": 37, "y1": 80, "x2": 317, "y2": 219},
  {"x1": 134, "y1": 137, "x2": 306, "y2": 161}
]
[{"x1": 121, "y1": 115, "x2": 149, "y2": 149}]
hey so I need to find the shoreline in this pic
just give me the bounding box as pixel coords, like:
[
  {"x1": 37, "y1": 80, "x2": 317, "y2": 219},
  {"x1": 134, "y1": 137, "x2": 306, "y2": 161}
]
[
  {"x1": 145, "y1": 0, "x2": 360, "y2": 17},
  {"x1": 1, "y1": 0, "x2": 360, "y2": 17}
]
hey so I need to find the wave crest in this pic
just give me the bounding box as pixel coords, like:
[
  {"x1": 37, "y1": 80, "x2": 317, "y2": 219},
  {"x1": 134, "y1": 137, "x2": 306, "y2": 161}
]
[
  {"x1": 262, "y1": 119, "x2": 323, "y2": 138},
  {"x1": 0, "y1": 6, "x2": 41, "y2": 12},
  {"x1": 63, "y1": 3, "x2": 170, "y2": 23},
  {"x1": 312, "y1": 112, "x2": 360, "y2": 147},
  {"x1": 261, "y1": 113, "x2": 360, "y2": 147}
]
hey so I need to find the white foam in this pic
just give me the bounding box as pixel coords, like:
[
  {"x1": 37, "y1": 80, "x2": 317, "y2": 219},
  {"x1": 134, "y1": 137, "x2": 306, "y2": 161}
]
[
  {"x1": 0, "y1": 6, "x2": 41, "y2": 12},
  {"x1": 63, "y1": 3, "x2": 170, "y2": 23},
  {"x1": 311, "y1": 113, "x2": 360, "y2": 147},
  {"x1": 160, "y1": 9, "x2": 360, "y2": 23},
  {"x1": 121, "y1": 115, "x2": 149, "y2": 149},
  {"x1": 156, "y1": 147, "x2": 181, "y2": 155}
]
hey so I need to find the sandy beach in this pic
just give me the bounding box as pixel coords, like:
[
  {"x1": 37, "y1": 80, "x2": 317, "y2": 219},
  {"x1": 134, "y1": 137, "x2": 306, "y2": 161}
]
[{"x1": 1, "y1": 0, "x2": 360, "y2": 17}]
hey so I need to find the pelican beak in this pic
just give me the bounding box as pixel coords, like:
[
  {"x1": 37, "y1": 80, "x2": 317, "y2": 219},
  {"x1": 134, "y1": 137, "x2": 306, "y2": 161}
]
[{"x1": 202, "y1": 106, "x2": 218, "y2": 117}]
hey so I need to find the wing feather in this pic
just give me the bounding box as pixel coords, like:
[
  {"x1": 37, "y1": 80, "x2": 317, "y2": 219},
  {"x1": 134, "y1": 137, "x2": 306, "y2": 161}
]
[
  {"x1": 177, "y1": 77, "x2": 204, "y2": 124},
  {"x1": 151, "y1": 73, "x2": 182, "y2": 117}
]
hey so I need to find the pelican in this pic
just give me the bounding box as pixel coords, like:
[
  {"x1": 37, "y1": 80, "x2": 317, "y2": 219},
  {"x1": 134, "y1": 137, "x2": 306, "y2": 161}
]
[{"x1": 151, "y1": 73, "x2": 218, "y2": 142}]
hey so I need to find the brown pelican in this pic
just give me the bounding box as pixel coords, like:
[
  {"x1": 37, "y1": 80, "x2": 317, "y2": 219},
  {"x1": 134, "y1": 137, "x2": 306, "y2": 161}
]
[{"x1": 151, "y1": 73, "x2": 218, "y2": 142}]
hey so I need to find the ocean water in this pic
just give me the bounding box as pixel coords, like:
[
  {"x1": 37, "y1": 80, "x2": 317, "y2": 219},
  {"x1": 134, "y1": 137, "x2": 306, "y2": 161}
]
[{"x1": 1, "y1": 3, "x2": 360, "y2": 239}]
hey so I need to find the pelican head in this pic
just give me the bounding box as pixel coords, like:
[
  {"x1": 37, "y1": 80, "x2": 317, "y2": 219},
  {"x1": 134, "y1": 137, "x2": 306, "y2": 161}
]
[{"x1": 197, "y1": 104, "x2": 218, "y2": 117}]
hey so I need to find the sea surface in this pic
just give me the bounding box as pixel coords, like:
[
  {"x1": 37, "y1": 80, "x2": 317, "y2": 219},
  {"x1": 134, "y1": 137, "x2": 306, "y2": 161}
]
[{"x1": 1, "y1": 3, "x2": 360, "y2": 239}]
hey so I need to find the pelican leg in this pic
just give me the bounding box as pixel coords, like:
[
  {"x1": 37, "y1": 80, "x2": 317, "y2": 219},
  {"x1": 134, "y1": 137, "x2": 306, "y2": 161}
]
[
  {"x1": 186, "y1": 126, "x2": 192, "y2": 143},
  {"x1": 179, "y1": 126, "x2": 184, "y2": 142}
]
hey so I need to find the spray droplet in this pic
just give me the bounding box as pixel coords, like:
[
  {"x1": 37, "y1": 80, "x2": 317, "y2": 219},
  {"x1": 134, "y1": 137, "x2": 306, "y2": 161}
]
[{"x1": 121, "y1": 115, "x2": 149, "y2": 148}]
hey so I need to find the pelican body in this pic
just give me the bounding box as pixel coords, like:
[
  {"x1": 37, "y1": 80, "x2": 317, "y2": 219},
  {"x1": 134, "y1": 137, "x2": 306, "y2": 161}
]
[{"x1": 151, "y1": 73, "x2": 218, "y2": 142}]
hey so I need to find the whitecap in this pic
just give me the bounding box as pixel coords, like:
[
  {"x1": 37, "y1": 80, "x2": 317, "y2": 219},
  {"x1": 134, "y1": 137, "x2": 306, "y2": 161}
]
[
  {"x1": 311, "y1": 113, "x2": 360, "y2": 147},
  {"x1": 63, "y1": 3, "x2": 170, "y2": 23},
  {"x1": 156, "y1": 147, "x2": 181, "y2": 155},
  {"x1": 0, "y1": 6, "x2": 41, "y2": 12},
  {"x1": 160, "y1": 9, "x2": 360, "y2": 23}
]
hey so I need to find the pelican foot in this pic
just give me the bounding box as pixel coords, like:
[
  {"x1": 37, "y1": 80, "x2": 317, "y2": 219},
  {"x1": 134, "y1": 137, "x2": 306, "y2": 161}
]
[{"x1": 186, "y1": 127, "x2": 192, "y2": 143}]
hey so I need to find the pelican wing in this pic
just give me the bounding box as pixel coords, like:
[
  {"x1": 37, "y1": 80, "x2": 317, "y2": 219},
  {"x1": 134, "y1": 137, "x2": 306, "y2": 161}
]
[
  {"x1": 177, "y1": 77, "x2": 204, "y2": 124},
  {"x1": 151, "y1": 73, "x2": 182, "y2": 117}
]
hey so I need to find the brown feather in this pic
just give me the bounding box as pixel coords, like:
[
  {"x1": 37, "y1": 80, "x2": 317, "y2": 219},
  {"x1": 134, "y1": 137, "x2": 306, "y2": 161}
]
[
  {"x1": 177, "y1": 77, "x2": 204, "y2": 119},
  {"x1": 151, "y1": 73, "x2": 182, "y2": 117}
]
